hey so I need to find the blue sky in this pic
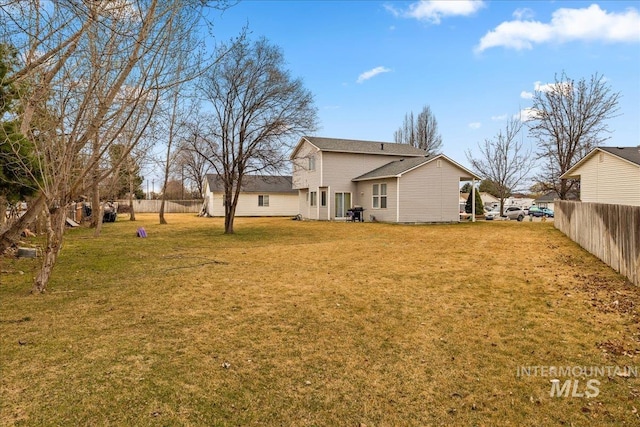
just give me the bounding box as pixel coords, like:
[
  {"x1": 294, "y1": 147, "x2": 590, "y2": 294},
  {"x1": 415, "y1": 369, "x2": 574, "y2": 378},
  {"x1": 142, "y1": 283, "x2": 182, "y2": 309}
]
[{"x1": 198, "y1": 0, "x2": 639, "y2": 178}]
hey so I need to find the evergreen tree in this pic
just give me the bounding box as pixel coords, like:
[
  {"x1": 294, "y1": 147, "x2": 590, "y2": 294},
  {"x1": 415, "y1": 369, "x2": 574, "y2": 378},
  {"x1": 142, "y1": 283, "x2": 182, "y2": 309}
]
[{"x1": 465, "y1": 188, "x2": 483, "y2": 215}]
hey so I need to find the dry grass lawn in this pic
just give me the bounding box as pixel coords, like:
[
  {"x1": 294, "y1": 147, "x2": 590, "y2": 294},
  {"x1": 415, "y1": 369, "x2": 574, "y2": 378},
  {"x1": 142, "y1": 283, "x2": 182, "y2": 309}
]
[{"x1": 1, "y1": 214, "x2": 638, "y2": 426}]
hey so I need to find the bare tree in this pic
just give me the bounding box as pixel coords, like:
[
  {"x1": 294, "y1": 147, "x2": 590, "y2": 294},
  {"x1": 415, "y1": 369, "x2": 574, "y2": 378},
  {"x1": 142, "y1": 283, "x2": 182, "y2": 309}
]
[
  {"x1": 198, "y1": 36, "x2": 317, "y2": 234},
  {"x1": 528, "y1": 71, "x2": 620, "y2": 200},
  {"x1": 394, "y1": 105, "x2": 443, "y2": 154},
  {"x1": 466, "y1": 117, "x2": 535, "y2": 216},
  {"x1": 177, "y1": 130, "x2": 213, "y2": 198},
  {"x1": 0, "y1": 1, "x2": 232, "y2": 292}
]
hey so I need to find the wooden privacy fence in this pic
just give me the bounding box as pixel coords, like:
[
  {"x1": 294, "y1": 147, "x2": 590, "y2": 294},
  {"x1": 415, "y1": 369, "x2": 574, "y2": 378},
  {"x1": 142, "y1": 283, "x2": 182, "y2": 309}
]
[
  {"x1": 555, "y1": 201, "x2": 640, "y2": 286},
  {"x1": 116, "y1": 199, "x2": 203, "y2": 213}
]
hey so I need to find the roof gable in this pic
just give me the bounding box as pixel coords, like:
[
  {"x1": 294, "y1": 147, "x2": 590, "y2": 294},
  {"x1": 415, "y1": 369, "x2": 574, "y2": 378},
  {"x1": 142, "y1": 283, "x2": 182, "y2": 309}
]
[
  {"x1": 352, "y1": 154, "x2": 481, "y2": 181},
  {"x1": 290, "y1": 136, "x2": 428, "y2": 159},
  {"x1": 562, "y1": 146, "x2": 640, "y2": 178},
  {"x1": 599, "y1": 147, "x2": 640, "y2": 166},
  {"x1": 205, "y1": 175, "x2": 295, "y2": 193}
]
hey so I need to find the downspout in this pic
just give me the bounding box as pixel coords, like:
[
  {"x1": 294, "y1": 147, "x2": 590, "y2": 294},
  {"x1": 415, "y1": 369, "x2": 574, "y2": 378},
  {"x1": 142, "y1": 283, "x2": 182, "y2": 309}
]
[
  {"x1": 396, "y1": 176, "x2": 400, "y2": 223},
  {"x1": 319, "y1": 150, "x2": 323, "y2": 220}
]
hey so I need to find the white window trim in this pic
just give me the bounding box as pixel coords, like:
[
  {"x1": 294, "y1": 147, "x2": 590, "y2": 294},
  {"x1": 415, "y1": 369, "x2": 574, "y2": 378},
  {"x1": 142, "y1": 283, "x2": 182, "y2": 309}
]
[
  {"x1": 372, "y1": 183, "x2": 388, "y2": 209},
  {"x1": 258, "y1": 194, "x2": 269, "y2": 207}
]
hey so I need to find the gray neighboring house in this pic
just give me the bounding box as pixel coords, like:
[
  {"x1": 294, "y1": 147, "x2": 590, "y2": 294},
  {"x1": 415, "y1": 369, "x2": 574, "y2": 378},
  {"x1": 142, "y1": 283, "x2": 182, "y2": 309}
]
[
  {"x1": 202, "y1": 174, "x2": 298, "y2": 217},
  {"x1": 561, "y1": 146, "x2": 640, "y2": 206},
  {"x1": 291, "y1": 136, "x2": 481, "y2": 222}
]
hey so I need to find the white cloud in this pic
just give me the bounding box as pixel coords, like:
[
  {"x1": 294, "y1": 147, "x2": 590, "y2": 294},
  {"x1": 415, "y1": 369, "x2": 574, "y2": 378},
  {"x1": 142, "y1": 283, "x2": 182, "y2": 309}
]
[
  {"x1": 513, "y1": 8, "x2": 534, "y2": 20},
  {"x1": 476, "y1": 4, "x2": 640, "y2": 52},
  {"x1": 387, "y1": 0, "x2": 485, "y2": 24},
  {"x1": 468, "y1": 122, "x2": 482, "y2": 129},
  {"x1": 491, "y1": 114, "x2": 508, "y2": 121},
  {"x1": 356, "y1": 66, "x2": 391, "y2": 83},
  {"x1": 516, "y1": 108, "x2": 539, "y2": 122},
  {"x1": 520, "y1": 91, "x2": 533, "y2": 99}
]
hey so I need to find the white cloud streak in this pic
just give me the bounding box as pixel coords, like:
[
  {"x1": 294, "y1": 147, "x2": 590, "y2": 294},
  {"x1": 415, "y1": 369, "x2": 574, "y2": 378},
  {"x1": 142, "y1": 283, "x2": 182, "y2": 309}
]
[
  {"x1": 356, "y1": 66, "x2": 391, "y2": 83},
  {"x1": 386, "y1": 0, "x2": 484, "y2": 24},
  {"x1": 468, "y1": 122, "x2": 482, "y2": 129},
  {"x1": 476, "y1": 4, "x2": 640, "y2": 53}
]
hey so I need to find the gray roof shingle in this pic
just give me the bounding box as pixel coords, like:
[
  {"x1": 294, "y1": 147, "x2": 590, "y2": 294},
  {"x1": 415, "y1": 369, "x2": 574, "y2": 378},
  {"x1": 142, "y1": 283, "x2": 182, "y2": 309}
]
[
  {"x1": 205, "y1": 175, "x2": 295, "y2": 193},
  {"x1": 352, "y1": 156, "x2": 433, "y2": 181},
  {"x1": 302, "y1": 136, "x2": 428, "y2": 156},
  {"x1": 599, "y1": 147, "x2": 640, "y2": 166}
]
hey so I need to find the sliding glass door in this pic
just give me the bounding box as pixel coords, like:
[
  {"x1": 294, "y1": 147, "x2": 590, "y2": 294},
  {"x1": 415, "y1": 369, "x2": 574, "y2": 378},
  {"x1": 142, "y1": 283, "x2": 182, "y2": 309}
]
[{"x1": 334, "y1": 192, "x2": 351, "y2": 218}]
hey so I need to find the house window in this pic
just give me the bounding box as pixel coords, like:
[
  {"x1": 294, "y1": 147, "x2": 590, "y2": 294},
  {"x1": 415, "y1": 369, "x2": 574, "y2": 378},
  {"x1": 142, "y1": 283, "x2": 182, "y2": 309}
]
[
  {"x1": 321, "y1": 190, "x2": 327, "y2": 207},
  {"x1": 372, "y1": 183, "x2": 387, "y2": 209},
  {"x1": 258, "y1": 195, "x2": 269, "y2": 207},
  {"x1": 309, "y1": 156, "x2": 316, "y2": 171},
  {"x1": 310, "y1": 191, "x2": 317, "y2": 207}
]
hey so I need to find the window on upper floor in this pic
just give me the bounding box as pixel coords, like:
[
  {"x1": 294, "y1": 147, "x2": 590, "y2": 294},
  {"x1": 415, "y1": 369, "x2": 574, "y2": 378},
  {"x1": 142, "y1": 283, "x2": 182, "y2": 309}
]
[{"x1": 309, "y1": 156, "x2": 316, "y2": 171}]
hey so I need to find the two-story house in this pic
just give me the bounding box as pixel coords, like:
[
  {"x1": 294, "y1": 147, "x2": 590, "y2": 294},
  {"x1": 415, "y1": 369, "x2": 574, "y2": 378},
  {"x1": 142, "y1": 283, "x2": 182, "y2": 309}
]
[{"x1": 290, "y1": 136, "x2": 480, "y2": 222}]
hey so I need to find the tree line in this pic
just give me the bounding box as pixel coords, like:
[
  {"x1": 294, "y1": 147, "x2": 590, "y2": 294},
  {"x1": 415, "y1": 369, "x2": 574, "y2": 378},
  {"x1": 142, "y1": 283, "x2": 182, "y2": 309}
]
[
  {"x1": 393, "y1": 72, "x2": 620, "y2": 216},
  {"x1": 0, "y1": 1, "x2": 318, "y2": 292}
]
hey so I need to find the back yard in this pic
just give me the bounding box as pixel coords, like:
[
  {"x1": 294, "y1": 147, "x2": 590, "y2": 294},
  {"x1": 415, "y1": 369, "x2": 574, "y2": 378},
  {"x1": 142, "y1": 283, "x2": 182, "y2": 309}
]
[{"x1": 1, "y1": 215, "x2": 638, "y2": 426}]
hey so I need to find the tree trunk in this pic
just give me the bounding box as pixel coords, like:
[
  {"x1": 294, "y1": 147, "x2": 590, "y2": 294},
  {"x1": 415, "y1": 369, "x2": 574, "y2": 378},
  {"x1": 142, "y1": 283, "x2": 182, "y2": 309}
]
[
  {"x1": 128, "y1": 172, "x2": 136, "y2": 221},
  {"x1": 93, "y1": 201, "x2": 104, "y2": 237},
  {"x1": 32, "y1": 206, "x2": 66, "y2": 294},
  {"x1": 224, "y1": 193, "x2": 236, "y2": 234},
  {"x1": 159, "y1": 198, "x2": 167, "y2": 224},
  {"x1": 90, "y1": 171, "x2": 100, "y2": 228},
  {"x1": 0, "y1": 195, "x2": 7, "y2": 232},
  {"x1": 0, "y1": 193, "x2": 45, "y2": 253}
]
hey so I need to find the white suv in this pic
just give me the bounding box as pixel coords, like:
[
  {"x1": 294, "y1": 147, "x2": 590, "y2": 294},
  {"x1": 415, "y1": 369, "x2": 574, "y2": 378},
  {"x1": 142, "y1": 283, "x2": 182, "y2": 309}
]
[{"x1": 504, "y1": 206, "x2": 525, "y2": 221}]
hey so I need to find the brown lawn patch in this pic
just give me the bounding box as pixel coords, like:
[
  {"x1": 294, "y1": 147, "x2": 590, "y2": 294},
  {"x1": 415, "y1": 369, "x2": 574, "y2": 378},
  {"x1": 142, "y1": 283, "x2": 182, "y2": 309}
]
[{"x1": 1, "y1": 215, "x2": 638, "y2": 426}]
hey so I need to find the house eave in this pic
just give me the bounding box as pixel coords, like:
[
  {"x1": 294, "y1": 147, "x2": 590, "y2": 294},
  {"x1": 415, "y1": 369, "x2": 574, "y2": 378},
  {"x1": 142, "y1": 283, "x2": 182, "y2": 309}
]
[{"x1": 352, "y1": 174, "x2": 401, "y2": 182}]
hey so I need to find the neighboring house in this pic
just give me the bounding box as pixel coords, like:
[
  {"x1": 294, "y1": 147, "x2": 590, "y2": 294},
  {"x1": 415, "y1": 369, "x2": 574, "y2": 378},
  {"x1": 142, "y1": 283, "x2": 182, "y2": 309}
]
[
  {"x1": 561, "y1": 146, "x2": 640, "y2": 206},
  {"x1": 202, "y1": 174, "x2": 298, "y2": 217},
  {"x1": 533, "y1": 192, "x2": 559, "y2": 210},
  {"x1": 291, "y1": 136, "x2": 480, "y2": 222},
  {"x1": 459, "y1": 192, "x2": 499, "y2": 211},
  {"x1": 504, "y1": 196, "x2": 535, "y2": 210}
]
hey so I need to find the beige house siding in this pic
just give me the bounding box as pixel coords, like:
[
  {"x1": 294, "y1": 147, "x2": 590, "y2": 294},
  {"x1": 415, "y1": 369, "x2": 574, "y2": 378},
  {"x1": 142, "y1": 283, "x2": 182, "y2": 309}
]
[
  {"x1": 291, "y1": 141, "x2": 321, "y2": 191},
  {"x1": 356, "y1": 179, "x2": 398, "y2": 222},
  {"x1": 576, "y1": 153, "x2": 640, "y2": 206},
  {"x1": 208, "y1": 192, "x2": 298, "y2": 216},
  {"x1": 398, "y1": 160, "x2": 461, "y2": 222},
  {"x1": 292, "y1": 146, "x2": 412, "y2": 220}
]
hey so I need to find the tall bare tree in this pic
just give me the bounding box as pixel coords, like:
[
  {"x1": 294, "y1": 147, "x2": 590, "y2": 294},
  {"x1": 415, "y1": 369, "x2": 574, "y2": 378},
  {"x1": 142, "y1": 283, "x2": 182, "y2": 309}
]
[
  {"x1": 466, "y1": 117, "x2": 535, "y2": 216},
  {"x1": 0, "y1": 0, "x2": 231, "y2": 292},
  {"x1": 394, "y1": 105, "x2": 443, "y2": 154},
  {"x1": 198, "y1": 37, "x2": 317, "y2": 234},
  {"x1": 177, "y1": 130, "x2": 213, "y2": 198},
  {"x1": 528, "y1": 71, "x2": 620, "y2": 200}
]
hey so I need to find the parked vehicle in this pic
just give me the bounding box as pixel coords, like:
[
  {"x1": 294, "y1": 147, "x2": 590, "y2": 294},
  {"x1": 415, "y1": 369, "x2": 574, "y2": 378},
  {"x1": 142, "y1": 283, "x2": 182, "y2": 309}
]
[
  {"x1": 541, "y1": 208, "x2": 554, "y2": 218},
  {"x1": 529, "y1": 206, "x2": 554, "y2": 218},
  {"x1": 528, "y1": 206, "x2": 543, "y2": 217},
  {"x1": 504, "y1": 206, "x2": 525, "y2": 221},
  {"x1": 485, "y1": 206, "x2": 525, "y2": 221},
  {"x1": 484, "y1": 208, "x2": 501, "y2": 220}
]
